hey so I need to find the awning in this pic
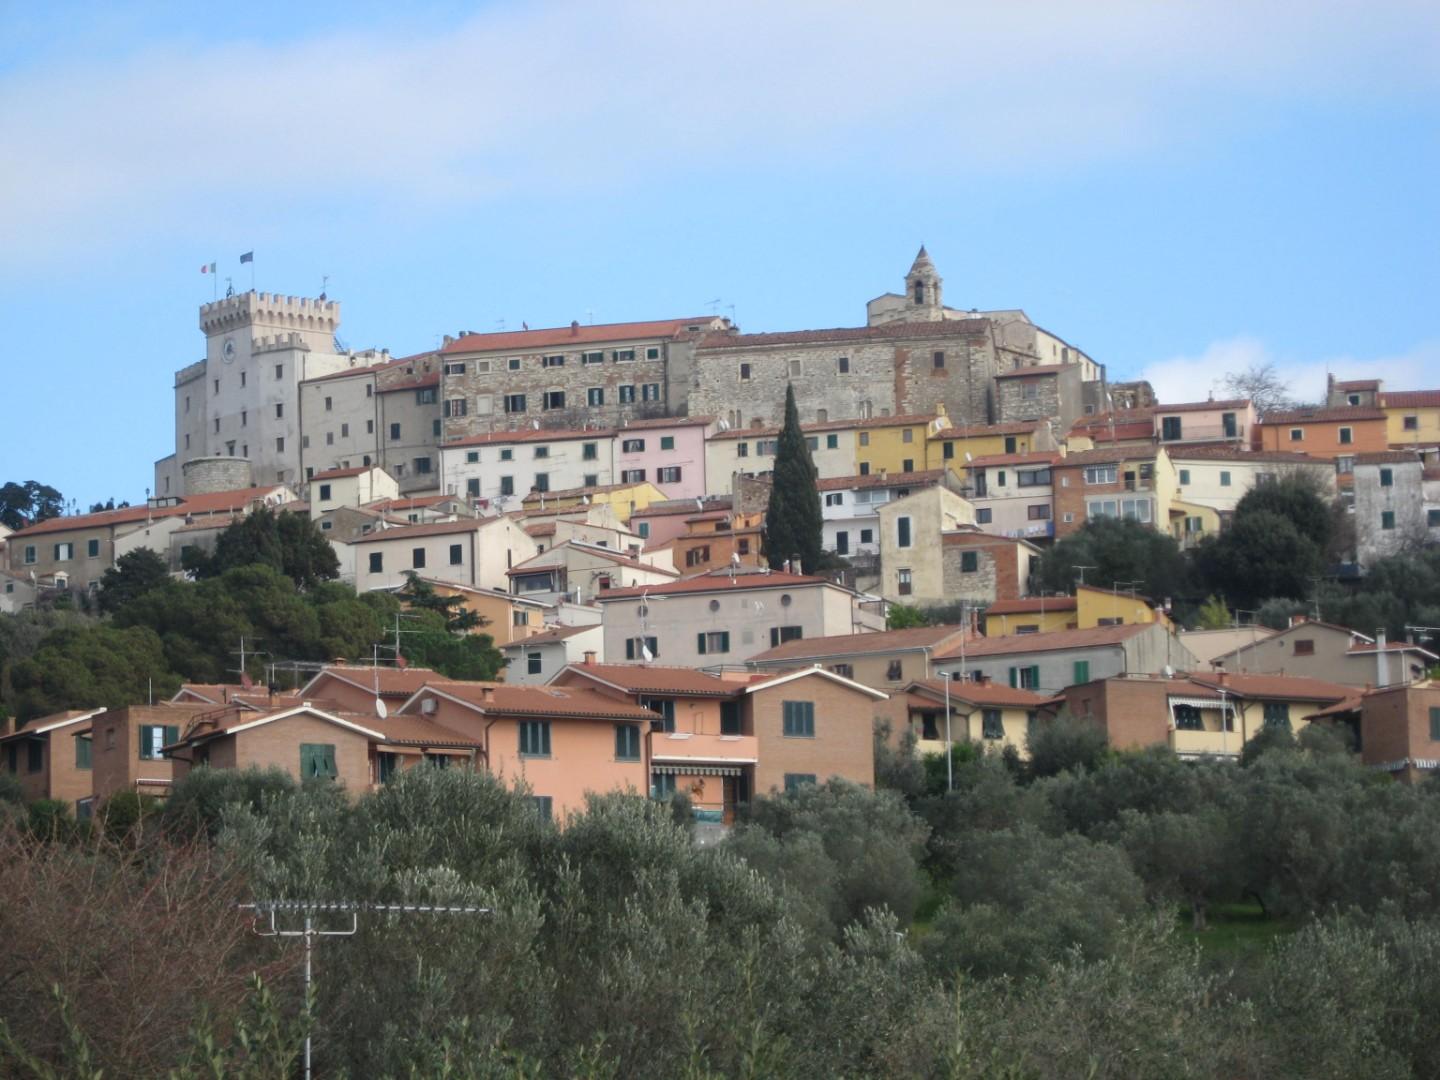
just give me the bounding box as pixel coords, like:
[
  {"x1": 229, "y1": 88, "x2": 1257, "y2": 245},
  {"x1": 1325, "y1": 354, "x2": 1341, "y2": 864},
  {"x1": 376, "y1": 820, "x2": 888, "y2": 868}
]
[
  {"x1": 1168, "y1": 696, "x2": 1231, "y2": 711},
  {"x1": 651, "y1": 764, "x2": 744, "y2": 777}
]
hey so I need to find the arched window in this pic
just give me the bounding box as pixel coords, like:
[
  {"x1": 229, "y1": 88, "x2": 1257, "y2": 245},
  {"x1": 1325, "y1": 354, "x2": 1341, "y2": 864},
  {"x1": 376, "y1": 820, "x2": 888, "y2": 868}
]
[{"x1": 913, "y1": 280, "x2": 925, "y2": 304}]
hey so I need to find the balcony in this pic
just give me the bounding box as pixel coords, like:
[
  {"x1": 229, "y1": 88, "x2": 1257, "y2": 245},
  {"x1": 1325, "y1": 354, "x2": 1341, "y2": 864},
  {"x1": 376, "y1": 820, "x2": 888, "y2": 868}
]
[
  {"x1": 1169, "y1": 729, "x2": 1240, "y2": 759},
  {"x1": 650, "y1": 731, "x2": 759, "y2": 766}
]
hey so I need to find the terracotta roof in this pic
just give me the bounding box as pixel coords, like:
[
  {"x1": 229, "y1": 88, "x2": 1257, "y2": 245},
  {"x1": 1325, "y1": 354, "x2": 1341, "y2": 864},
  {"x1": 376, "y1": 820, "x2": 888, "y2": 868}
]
[
  {"x1": 940, "y1": 529, "x2": 1040, "y2": 548},
  {"x1": 596, "y1": 570, "x2": 834, "y2": 600},
  {"x1": 173, "y1": 683, "x2": 301, "y2": 708},
  {"x1": 446, "y1": 427, "x2": 611, "y2": 448},
  {"x1": 1154, "y1": 399, "x2": 1250, "y2": 414},
  {"x1": 500, "y1": 624, "x2": 598, "y2": 649},
  {"x1": 1054, "y1": 445, "x2": 1161, "y2": 466},
  {"x1": 1304, "y1": 694, "x2": 1364, "y2": 720},
  {"x1": 706, "y1": 413, "x2": 940, "y2": 442},
  {"x1": 5, "y1": 709, "x2": 99, "y2": 738},
  {"x1": 377, "y1": 372, "x2": 439, "y2": 393},
  {"x1": 748, "y1": 624, "x2": 965, "y2": 664},
  {"x1": 521, "y1": 481, "x2": 656, "y2": 503},
  {"x1": 1381, "y1": 390, "x2": 1440, "y2": 409},
  {"x1": 524, "y1": 522, "x2": 557, "y2": 537},
  {"x1": 695, "y1": 319, "x2": 989, "y2": 350},
  {"x1": 965, "y1": 452, "x2": 1060, "y2": 468},
  {"x1": 1334, "y1": 379, "x2": 1380, "y2": 391},
  {"x1": 441, "y1": 317, "x2": 718, "y2": 355},
  {"x1": 9, "y1": 487, "x2": 292, "y2": 538},
  {"x1": 559, "y1": 663, "x2": 739, "y2": 697},
  {"x1": 1167, "y1": 446, "x2": 1322, "y2": 463},
  {"x1": 816, "y1": 469, "x2": 946, "y2": 492},
  {"x1": 932, "y1": 420, "x2": 1044, "y2": 439},
  {"x1": 301, "y1": 666, "x2": 452, "y2": 698},
  {"x1": 300, "y1": 365, "x2": 383, "y2": 385},
  {"x1": 1186, "y1": 672, "x2": 1354, "y2": 702},
  {"x1": 906, "y1": 678, "x2": 1056, "y2": 709},
  {"x1": 984, "y1": 596, "x2": 1077, "y2": 615},
  {"x1": 631, "y1": 497, "x2": 733, "y2": 518},
  {"x1": 1355, "y1": 451, "x2": 1425, "y2": 465},
  {"x1": 933, "y1": 622, "x2": 1150, "y2": 660},
  {"x1": 346, "y1": 519, "x2": 486, "y2": 542},
  {"x1": 364, "y1": 495, "x2": 457, "y2": 512},
  {"x1": 506, "y1": 542, "x2": 678, "y2": 578},
  {"x1": 1072, "y1": 422, "x2": 1157, "y2": 443},
  {"x1": 370, "y1": 714, "x2": 484, "y2": 748},
  {"x1": 419, "y1": 682, "x2": 662, "y2": 720},
  {"x1": 993, "y1": 363, "x2": 1076, "y2": 378},
  {"x1": 616, "y1": 416, "x2": 714, "y2": 430},
  {"x1": 1262, "y1": 406, "x2": 1387, "y2": 424},
  {"x1": 311, "y1": 465, "x2": 379, "y2": 480}
]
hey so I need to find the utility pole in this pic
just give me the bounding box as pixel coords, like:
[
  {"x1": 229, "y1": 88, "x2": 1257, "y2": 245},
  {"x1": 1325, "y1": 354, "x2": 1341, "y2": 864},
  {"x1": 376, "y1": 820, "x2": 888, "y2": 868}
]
[{"x1": 241, "y1": 900, "x2": 491, "y2": 1080}]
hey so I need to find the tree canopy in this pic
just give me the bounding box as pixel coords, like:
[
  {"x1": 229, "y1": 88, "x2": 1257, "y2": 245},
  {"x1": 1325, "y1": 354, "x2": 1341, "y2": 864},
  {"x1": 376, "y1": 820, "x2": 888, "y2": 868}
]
[
  {"x1": 1037, "y1": 516, "x2": 1189, "y2": 607},
  {"x1": 185, "y1": 508, "x2": 339, "y2": 588},
  {"x1": 0, "y1": 481, "x2": 63, "y2": 531}
]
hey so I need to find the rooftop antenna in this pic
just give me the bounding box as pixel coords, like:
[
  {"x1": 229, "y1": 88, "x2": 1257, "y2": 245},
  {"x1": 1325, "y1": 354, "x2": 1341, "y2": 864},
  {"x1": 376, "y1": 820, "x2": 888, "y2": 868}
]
[
  {"x1": 242, "y1": 900, "x2": 490, "y2": 1080},
  {"x1": 1073, "y1": 565, "x2": 1097, "y2": 588},
  {"x1": 586, "y1": 309, "x2": 595, "y2": 325},
  {"x1": 319, "y1": 274, "x2": 330, "y2": 301},
  {"x1": 706, "y1": 298, "x2": 723, "y2": 315},
  {"x1": 230, "y1": 636, "x2": 265, "y2": 688}
]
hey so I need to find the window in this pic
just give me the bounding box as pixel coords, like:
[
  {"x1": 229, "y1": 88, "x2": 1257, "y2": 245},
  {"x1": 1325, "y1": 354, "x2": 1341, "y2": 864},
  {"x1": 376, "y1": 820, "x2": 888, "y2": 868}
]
[
  {"x1": 658, "y1": 466, "x2": 682, "y2": 484},
  {"x1": 499, "y1": 448, "x2": 514, "y2": 461},
  {"x1": 1429, "y1": 510, "x2": 1440, "y2": 528},
  {"x1": 621, "y1": 469, "x2": 646, "y2": 483},
  {"x1": 1173, "y1": 704, "x2": 1203, "y2": 731},
  {"x1": 86, "y1": 539, "x2": 100, "y2": 558},
  {"x1": 1380, "y1": 467, "x2": 1393, "y2": 487},
  {"x1": 769, "y1": 626, "x2": 803, "y2": 647},
  {"x1": 697, "y1": 631, "x2": 730, "y2": 654},
  {"x1": 622, "y1": 438, "x2": 645, "y2": 453},
  {"x1": 642, "y1": 698, "x2": 676, "y2": 731},
  {"x1": 1017, "y1": 468, "x2": 1051, "y2": 487},
  {"x1": 444, "y1": 397, "x2": 467, "y2": 418},
  {"x1": 859, "y1": 528, "x2": 874, "y2": 545},
  {"x1": 933, "y1": 350, "x2": 945, "y2": 370},
  {"x1": 1218, "y1": 471, "x2": 1232, "y2": 487},
  {"x1": 660, "y1": 436, "x2": 675, "y2": 451},
  {"x1": 981, "y1": 709, "x2": 1004, "y2": 739},
  {"x1": 525, "y1": 651, "x2": 543, "y2": 676},
  {"x1": 1404, "y1": 415, "x2": 1419, "y2": 431},
  {"x1": 618, "y1": 384, "x2": 636, "y2": 403},
  {"x1": 508, "y1": 358, "x2": 521, "y2": 371},
  {"x1": 975, "y1": 508, "x2": 992, "y2": 524},
  {"x1": 1073, "y1": 660, "x2": 1090, "y2": 684},
  {"x1": 1178, "y1": 469, "x2": 1190, "y2": 485},
  {"x1": 275, "y1": 363, "x2": 283, "y2": 379},
  {"x1": 1289, "y1": 428, "x2": 1304, "y2": 442},
  {"x1": 444, "y1": 361, "x2": 466, "y2": 376},
  {"x1": 368, "y1": 552, "x2": 383, "y2": 573},
  {"x1": 505, "y1": 394, "x2": 527, "y2": 413},
  {"x1": 543, "y1": 391, "x2": 566, "y2": 411},
  {"x1": 902, "y1": 458, "x2": 915, "y2": 472},
  {"x1": 447, "y1": 543, "x2": 463, "y2": 566},
  {"x1": 1431, "y1": 707, "x2": 1440, "y2": 741},
  {"x1": 786, "y1": 358, "x2": 802, "y2": 378},
  {"x1": 615, "y1": 724, "x2": 641, "y2": 761},
  {"x1": 583, "y1": 473, "x2": 599, "y2": 487},
  {"x1": 275, "y1": 437, "x2": 284, "y2": 452},
  {"x1": 75, "y1": 735, "x2": 91, "y2": 770},
  {"x1": 23, "y1": 545, "x2": 36, "y2": 564},
  {"x1": 784, "y1": 773, "x2": 817, "y2": 794},
  {"x1": 414, "y1": 457, "x2": 432, "y2": 474},
  {"x1": 1262, "y1": 703, "x2": 1291, "y2": 732},
  {"x1": 1381, "y1": 510, "x2": 1396, "y2": 530},
  {"x1": 1028, "y1": 504, "x2": 1051, "y2": 520},
  {"x1": 139, "y1": 724, "x2": 179, "y2": 761},
  {"x1": 533, "y1": 473, "x2": 550, "y2": 493},
  {"x1": 1022, "y1": 381, "x2": 1040, "y2": 401},
  {"x1": 300, "y1": 743, "x2": 337, "y2": 779},
  {"x1": 613, "y1": 349, "x2": 635, "y2": 363},
  {"x1": 1336, "y1": 456, "x2": 1355, "y2": 474},
  {"x1": 758, "y1": 440, "x2": 779, "y2": 456},
  {"x1": 519, "y1": 721, "x2": 552, "y2": 757},
  {"x1": 586, "y1": 387, "x2": 605, "y2": 407},
  {"x1": 1293, "y1": 639, "x2": 1315, "y2": 656},
  {"x1": 53, "y1": 542, "x2": 73, "y2": 561},
  {"x1": 736, "y1": 442, "x2": 749, "y2": 459},
  {"x1": 782, "y1": 700, "x2": 815, "y2": 738},
  {"x1": 625, "y1": 636, "x2": 658, "y2": 660},
  {"x1": 896, "y1": 516, "x2": 912, "y2": 548},
  {"x1": 897, "y1": 568, "x2": 913, "y2": 595},
  {"x1": 1083, "y1": 464, "x2": 1118, "y2": 485},
  {"x1": 960, "y1": 551, "x2": 979, "y2": 573},
  {"x1": 652, "y1": 773, "x2": 676, "y2": 799},
  {"x1": 639, "y1": 382, "x2": 660, "y2": 401},
  {"x1": 544, "y1": 354, "x2": 565, "y2": 368},
  {"x1": 411, "y1": 547, "x2": 427, "y2": 570},
  {"x1": 499, "y1": 476, "x2": 515, "y2": 496},
  {"x1": 533, "y1": 446, "x2": 550, "y2": 459},
  {"x1": 886, "y1": 659, "x2": 903, "y2": 681},
  {"x1": 1161, "y1": 416, "x2": 1182, "y2": 441},
  {"x1": 582, "y1": 350, "x2": 604, "y2": 365},
  {"x1": 1009, "y1": 665, "x2": 1041, "y2": 690},
  {"x1": 825, "y1": 492, "x2": 844, "y2": 507},
  {"x1": 317, "y1": 483, "x2": 332, "y2": 502},
  {"x1": 859, "y1": 432, "x2": 870, "y2": 447},
  {"x1": 1338, "y1": 427, "x2": 1353, "y2": 445}
]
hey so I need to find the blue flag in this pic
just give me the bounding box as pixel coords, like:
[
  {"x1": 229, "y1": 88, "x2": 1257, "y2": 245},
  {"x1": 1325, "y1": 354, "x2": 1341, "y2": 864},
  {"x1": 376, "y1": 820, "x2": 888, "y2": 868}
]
[{"x1": 239, "y1": 251, "x2": 254, "y2": 264}]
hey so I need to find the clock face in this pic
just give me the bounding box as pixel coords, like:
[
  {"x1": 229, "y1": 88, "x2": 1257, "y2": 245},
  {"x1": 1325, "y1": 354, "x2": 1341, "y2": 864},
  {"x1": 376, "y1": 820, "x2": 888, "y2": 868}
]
[{"x1": 222, "y1": 338, "x2": 236, "y2": 363}]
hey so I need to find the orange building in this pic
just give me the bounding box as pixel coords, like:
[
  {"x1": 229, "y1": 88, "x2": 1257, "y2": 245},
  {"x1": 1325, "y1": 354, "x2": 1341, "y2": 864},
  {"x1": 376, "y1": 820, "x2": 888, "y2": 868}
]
[
  {"x1": 669, "y1": 509, "x2": 766, "y2": 573},
  {"x1": 90, "y1": 703, "x2": 214, "y2": 802},
  {"x1": 1256, "y1": 405, "x2": 1388, "y2": 464}
]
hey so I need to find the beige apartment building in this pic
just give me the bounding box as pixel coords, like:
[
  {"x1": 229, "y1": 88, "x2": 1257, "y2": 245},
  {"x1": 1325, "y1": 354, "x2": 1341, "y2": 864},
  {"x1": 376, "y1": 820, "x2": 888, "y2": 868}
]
[{"x1": 346, "y1": 516, "x2": 537, "y2": 595}]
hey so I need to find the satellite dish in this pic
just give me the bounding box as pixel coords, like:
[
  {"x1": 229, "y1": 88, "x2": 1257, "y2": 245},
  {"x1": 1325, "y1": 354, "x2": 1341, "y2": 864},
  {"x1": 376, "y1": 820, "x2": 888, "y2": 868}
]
[
  {"x1": 375, "y1": 698, "x2": 389, "y2": 718},
  {"x1": 731, "y1": 552, "x2": 741, "y2": 566},
  {"x1": 695, "y1": 497, "x2": 705, "y2": 511},
  {"x1": 964, "y1": 452, "x2": 973, "y2": 462}
]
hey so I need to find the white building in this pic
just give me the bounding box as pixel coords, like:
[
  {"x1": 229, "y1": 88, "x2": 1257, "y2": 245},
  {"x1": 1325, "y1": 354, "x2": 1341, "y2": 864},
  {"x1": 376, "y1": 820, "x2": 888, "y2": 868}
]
[
  {"x1": 507, "y1": 540, "x2": 677, "y2": 606},
  {"x1": 499, "y1": 624, "x2": 605, "y2": 685},
  {"x1": 818, "y1": 470, "x2": 953, "y2": 558},
  {"x1": 307, "y1": 466, "x2": 399, "y2": 518},
  {"x1": 1353, "y1": 451, "x2": 1440, "y2": 565},
  {"x1": 962, "y1": 452, "x2": 1057, "y2": 540},
  {"x1": 1169, "y1": 447, "x2": 1336, "y2": 520},
  {"x1": 438, "y1": 427, "x2": 615, "y2": 509},
  {"x1": 346, "y1": 516, "x2": 537, "y2": 594}
]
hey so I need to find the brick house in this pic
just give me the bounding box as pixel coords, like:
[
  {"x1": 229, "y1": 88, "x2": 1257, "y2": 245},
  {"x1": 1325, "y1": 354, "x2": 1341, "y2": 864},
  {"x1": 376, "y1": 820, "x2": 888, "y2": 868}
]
[
  {"x1": 1355, "y1": 683, "x2": 1440, "y2": 783},
  {"x1": 90, "y1": 704, "x2": 215, "y2": 802},
  {"x1": 1050, "y1": 444, "x2": 1177, "y2": 539},
  {"x1": 935, "y1": 530, "x2": 1043, "y2": 608},
  {"x1": 0, "y1": 708, "x2": 106, "y2": 811}
]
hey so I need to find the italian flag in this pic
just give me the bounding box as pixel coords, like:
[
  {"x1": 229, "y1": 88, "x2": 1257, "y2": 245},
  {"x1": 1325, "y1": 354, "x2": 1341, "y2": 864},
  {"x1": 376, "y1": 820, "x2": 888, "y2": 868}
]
[{"x1": 200, "y1": 262, "x2": 216, "y2": 274}]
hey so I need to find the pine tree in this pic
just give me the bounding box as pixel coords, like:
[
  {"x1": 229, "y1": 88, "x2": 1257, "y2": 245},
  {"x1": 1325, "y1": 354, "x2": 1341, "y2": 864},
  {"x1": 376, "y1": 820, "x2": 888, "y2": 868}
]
[{"x1": 765, "y1": 384, "x2": 824, "y2": 573}]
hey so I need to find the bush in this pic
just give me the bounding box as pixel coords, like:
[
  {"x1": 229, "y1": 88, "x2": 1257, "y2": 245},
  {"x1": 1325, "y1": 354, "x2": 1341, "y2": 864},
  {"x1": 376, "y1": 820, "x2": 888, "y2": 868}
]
[{"x1": 1027, "y1": 714, "x2": 1110, "y2": 778}]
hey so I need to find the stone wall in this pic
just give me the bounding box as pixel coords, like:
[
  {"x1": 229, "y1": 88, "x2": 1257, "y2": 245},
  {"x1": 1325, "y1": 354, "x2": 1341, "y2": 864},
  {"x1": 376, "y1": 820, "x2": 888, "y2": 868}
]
[{"x1": 181, "y1": 456, "x2": 254, "y2": 495}]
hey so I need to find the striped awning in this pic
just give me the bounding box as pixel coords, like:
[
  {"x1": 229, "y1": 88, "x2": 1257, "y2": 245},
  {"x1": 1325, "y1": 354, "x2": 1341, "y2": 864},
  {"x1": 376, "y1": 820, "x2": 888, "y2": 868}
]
[
  {"x1": 1168, "y1": 696, "x2": 1231, "y2": 711},
  {"x1": 652, "y1": 764, "x2": 744, "y2": 777}
]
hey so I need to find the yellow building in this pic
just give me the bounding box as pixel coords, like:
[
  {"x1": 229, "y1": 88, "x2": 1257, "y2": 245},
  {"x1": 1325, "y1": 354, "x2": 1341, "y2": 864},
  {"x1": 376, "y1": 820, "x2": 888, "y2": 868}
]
[
  {"x1": 895, "y1": 678, "x2": 1056, "y2": 760},
  {"x1": 924, "y1": 420, "x2": 1048, "y2": 478},
  {"x1": 853, "y1": 412, "x2": 947, "y2": 477},
  {"x1": 413, "y1": 579, "x2": 553, "y2": 646},
  {"x1": 1075, "y1": 584, "x2": 1168, "y2": 629},
  {"x1": 983, "y1": 584, "x2": 1168, "y2": 638},
  {"x1": 1380, "y1": 390, "x2": 1440, "y2": 446},
  {"x1": 519, "y1": 480, "x2": 665, "y2": 523}
]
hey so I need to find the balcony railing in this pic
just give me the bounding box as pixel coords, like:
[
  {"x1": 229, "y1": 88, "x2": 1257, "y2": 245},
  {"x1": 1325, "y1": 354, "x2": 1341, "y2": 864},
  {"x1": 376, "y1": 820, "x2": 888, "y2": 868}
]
[{"x1": 1169, "y1": 729, "x2": 1240, "y2": 758}]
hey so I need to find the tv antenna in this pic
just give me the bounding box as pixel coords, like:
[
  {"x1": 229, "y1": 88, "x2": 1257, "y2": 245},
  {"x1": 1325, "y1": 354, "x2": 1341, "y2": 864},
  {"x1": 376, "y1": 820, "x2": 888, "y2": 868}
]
[{"x1": 1073, "y1": 565, "x2": 1097, "y2": 587}]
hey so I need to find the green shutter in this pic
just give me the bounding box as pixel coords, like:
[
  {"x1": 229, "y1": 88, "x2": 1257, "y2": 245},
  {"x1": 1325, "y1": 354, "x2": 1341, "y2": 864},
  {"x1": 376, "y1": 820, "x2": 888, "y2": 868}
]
[
  {"x1": 300, "y1": 744, "x2": 315, "y2": 777},
  {"x1": 164, "y1": 725, "x2": 180, "y2": 749},
  {"x1": 76, "y1": 737, "x2": 91, "y2": 770},
  {"x1": 1029, "y1": 666, "x2": 1041, "y2": 689},
  {"x1": 323, "y1": 746, "x2": 337, "y2": 778},
  {"x1": 1073, "y1": 660, "x2": 1090, "y2": 684},
  {"x1": 696, "y1": 632, "x2": 706, "y2": 655},
  {"x1": 1008, "y1": 667, "x2": 1018, "y2": 688},
  {"x1": 1429, "y1": 708, "x2": 1440, "y2": 741}
]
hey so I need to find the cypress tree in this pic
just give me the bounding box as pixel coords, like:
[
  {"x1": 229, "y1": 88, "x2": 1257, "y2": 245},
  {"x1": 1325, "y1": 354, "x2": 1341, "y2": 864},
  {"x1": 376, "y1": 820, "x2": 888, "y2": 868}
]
[{"x1": 765, "y1": 384, "x2": 824, "y2": 573}]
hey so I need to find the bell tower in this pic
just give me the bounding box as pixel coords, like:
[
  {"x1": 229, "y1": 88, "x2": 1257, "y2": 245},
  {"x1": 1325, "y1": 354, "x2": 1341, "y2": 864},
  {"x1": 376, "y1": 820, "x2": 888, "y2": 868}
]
[{"x1": 905, "y1": 245, "x2": 944, "y2": 318}]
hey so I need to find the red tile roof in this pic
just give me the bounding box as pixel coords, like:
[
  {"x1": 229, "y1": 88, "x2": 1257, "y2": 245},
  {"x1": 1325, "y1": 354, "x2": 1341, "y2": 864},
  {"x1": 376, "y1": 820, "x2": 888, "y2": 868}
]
[
  {"x1": 749, "y1": 625, "x2": 966, "y2": 664},
  {"x1": 932, "y1": 420, "x2": 1045, "y2": 439},
  {"x1": 993, "y1": 363, "x2": 1076, "y2": 378},
  {"x1": 347, "y1": 520, "x2": 488, "y2": 542},
  {"x1": 907, "y1": 678, "x2": 1056, "y2": 709},
  {"x1": 940, "y1": 529, "x2": 1040, "y2": 548},
  {"x1": 311, "y1": 465, "x2": 380, "y2": 480},
  {"x1": 706, "y1": 413, "x2": 941, "y2": 442},
  {"x1": 1054, "y1": 445, "x2": 1161, "y2": 466},
  {"x1": 597, "y1": 570, "x2": 834, "y2": 600},
  {"x1": 1381, "y1": 390, "x2": 1440, "y2": 409},
  {"x1": 984, "y1": 597, "x2": 1077, "y2": 615},
  {"x1": 9, "y1": 487, "x2": 291, "y2": 538},
  {"x1": 506, "y1": 542, "x2": 678, "y2": 578},
  {"x1": 521, "y1": 480, "x2": 657, "y2": 503},
  {"x1": 1166, "y1": 446, "x2": 1321, "y2": 463},
  {"x1": 1154, "y1": 399, "x2": 1250, "y2": 413},
  {"x1": 696, "y1": 320, "x2": 990, "y2": 350},
  {"x1": 630, "y1": 497, "x2": 733, "y2": 518},
  {"x1": 815, "y1": 469, "x2": 946, "y2": 492},
  {"x1": 1333, "y1": 379, "x2": 1380, "y2": 391},
  {"x1": 1262, "y1": 406, "x2": 1387, "y2": 424},
  {"x1": 559, "y1": 663, "x2": 739, "y2": 697},
  {"x1": 370, "y1": 714, "x2": 484, "y2": 748},
  {"x1": 1185, "y1": 672, "x2": 1354, "y2": 702},
  {"x1": 1355, "y1": 451, "x2": 1425, "y2": 465},
  {"x1": 303, "y1": 666, "x2": 452, "y2": 698},
  {"x1": 364, "y1": 495, "x2": 457, "y2": 512},
  {"x1": 933, "y1": 623, "x2": 1150, "y2": 660},
  {"x1": 423, "y1": 682, "x2": 663, "y2": 719},
  {"x1": 964, "y1": 451, "x2": 1060, "y2": 468},
  {"x1": 441, "y1": 317, "x2": 718, "y2": 355},
  {"x1": 500, "y1": 624, "x2": 598, "y2": 648}
]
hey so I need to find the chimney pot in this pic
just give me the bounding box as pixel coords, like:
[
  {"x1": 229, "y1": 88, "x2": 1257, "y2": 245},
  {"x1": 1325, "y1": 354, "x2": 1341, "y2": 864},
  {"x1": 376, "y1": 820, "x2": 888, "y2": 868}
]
[
  {"x1": 583, "y1": 650, "x2": 596, "y2": 666},
  {"x1": 571, "y1": 320, "x2": 580, "y2": 335},
  {"x1": 481, "y1": 686, "x2": 495, "y2": 703}
]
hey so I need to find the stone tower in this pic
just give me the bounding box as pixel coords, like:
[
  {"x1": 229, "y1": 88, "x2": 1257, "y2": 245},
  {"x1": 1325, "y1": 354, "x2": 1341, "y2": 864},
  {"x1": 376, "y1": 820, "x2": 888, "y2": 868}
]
[{"x1": 904, "y1": 245, "x2": 944, "y2": 319}]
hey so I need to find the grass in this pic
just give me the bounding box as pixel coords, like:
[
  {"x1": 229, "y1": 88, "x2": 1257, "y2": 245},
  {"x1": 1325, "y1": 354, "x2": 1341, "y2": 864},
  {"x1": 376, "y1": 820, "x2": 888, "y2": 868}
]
[{"x1": 1179, "y1": 902, "x2": 1295, "y2": 958}]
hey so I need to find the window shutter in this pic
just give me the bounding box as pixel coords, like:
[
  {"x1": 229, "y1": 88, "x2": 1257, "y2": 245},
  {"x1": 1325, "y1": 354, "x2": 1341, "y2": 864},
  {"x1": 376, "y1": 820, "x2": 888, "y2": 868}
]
[
  {"x1": 1008, "y1": 667, "x2": 1018, "y2": 688},
  {"x1": 300, "y1": 744, "x2": 315, "y2": 777},
  {"x1": 1029, "y1": 666, "x2": 1041, "y2": 689},
  {"x1": 1431, "y1": 708, "x2": 1440, "y2": 741},
  {"x1": 323, "y1": 746, "x2": 337, "y2": 778},
  {"x1": 164, "y1": 725, "x2": 180, "y2": 749},
  {"x1": 696, "y1": 633, "x2": 707, "y2": 655},
  {"x1": 1073, "y1": 660, "x2": 1089, "y2": 684},
  {"x1": 719, "y1": 632, "x2": 730, "y2": 652}
]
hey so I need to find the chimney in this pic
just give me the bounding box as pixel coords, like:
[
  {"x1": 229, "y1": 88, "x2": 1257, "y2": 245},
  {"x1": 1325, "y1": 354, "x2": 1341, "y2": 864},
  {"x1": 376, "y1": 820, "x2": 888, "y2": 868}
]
[
  {"x1": 583, "y1": 650, "x2": 596, "y2": 666},
  {"x1": 1216, "y1": 670, "x2": 1228, "y2": 686},
  {"x1": 481, "y1": 686, "x2": 495, "y2": 704},
  {"x1": 1376, "y1": 629, "x2": 1390, "y2": 686},
  {"x1": 1289, "y1": 614, "x2": 1307, "y2": 628},
  {"x1": 570, "y1": 320, "x2": 580, "y2": 336}
]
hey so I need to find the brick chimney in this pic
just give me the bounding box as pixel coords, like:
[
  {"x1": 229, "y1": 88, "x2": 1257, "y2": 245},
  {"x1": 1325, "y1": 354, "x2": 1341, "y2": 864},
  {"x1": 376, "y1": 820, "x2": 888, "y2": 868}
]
[
  {"x1": 582, "y1": 651, "x2": 597, "y2": 666},
  {"x1": 570, "y1": 320, "x2": 580, "y2": 336},
  {"x1": 481, "y1": 686, "x2": 495, "y2": 704}
]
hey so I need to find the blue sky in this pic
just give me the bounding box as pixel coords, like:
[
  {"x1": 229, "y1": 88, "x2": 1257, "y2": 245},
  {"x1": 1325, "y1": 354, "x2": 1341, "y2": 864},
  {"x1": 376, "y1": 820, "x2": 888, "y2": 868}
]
[{"x1": 2, "y1": 1, "x2": 1437, "y2": 508}]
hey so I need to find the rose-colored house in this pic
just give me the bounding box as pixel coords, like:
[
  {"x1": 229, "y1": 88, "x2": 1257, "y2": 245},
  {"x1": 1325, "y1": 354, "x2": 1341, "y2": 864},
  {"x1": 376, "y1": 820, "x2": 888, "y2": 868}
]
[{"x1": 613, "y1": 417, "x2": 713, "y2": 500}]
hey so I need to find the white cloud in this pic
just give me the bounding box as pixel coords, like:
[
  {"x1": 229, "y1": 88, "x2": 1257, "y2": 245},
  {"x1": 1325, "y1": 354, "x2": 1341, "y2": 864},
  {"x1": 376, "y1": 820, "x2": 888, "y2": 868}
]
[
  {"x1": 1137, "y1": 336, "x2": 1440, "y2": 404},
  {"x1": 2, "y1": 0, "x2": 1438, "y2": 265}
]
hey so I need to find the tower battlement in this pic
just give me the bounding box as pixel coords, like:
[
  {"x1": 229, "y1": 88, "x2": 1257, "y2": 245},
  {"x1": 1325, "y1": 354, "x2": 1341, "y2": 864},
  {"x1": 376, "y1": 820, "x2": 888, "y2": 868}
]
[{"x1": 199, "y1": 291, "x2": 341, "y2": 336}]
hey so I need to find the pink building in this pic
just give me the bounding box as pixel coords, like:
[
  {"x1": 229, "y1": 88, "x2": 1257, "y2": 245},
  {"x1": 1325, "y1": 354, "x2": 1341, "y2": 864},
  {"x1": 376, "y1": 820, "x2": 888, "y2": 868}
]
[
  {"x1": 1152, "y1": 399, "x2": 1257, "y2": 448},
  {"x1": 613, "y1": 417, "x2": 712, "y2": 500}
]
